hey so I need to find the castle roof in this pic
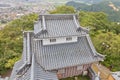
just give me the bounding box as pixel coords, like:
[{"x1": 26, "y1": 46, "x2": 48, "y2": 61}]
[
  {"x1": 10, "y1": 14, "x2": 104, "y2": 80},
  {"x1": 34, "y1": 14, "x2": 88, "y2": 39}
]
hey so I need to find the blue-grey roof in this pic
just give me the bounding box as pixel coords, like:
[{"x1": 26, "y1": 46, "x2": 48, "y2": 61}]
[
  {"x1": 33, "y1": 36, "x2": 103, "y2": 70},
  {"x1": 31, "y1": 52, "x2": 58, "y2": 80},
  {"x1": 34, "y1": 60, "x2": 58, "y2": 80},
  {"x1": 10, "y1": 60, "x2": 23, "y2": 80},
  {"x1": 17, "y1": 67, "x2": 31, "y2": 80},
  {"x1": 34, "y1": 14, "x2": 87, "y2": 39},
  {"x1": 10, "y1": 53, "x2": 58, "y2": 80}
]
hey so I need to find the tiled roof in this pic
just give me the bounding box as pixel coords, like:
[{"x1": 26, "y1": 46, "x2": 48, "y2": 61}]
[
  {"x1": 10, "y1": 60, "x2": 23, "y2": 80},
  {"x1": 10, "y1": 50, "x2": 58, "y2": 80},
  {"x1": 34, "y1": 14, "x2": 87, "y2": 39},
  {"x1": 17, "y1": 67, "x2": 31, "y2": 80},
  {"x1": 34, "y1": 60, "x2": 58, "y2": 80},
  {"x1": 32, "y1": 53, "x2": 58, "y2": 80},
  {"x1": 33, "y1": 36, "x2": 103, "y2": 70}
]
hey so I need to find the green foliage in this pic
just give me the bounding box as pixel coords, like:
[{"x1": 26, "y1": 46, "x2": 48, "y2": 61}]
[
  {"x1": 112, "y1": 22, "x2": 120, "y2": 34},
  {"x1": 79, "y1": 11, "x2": 120, "y2": 71},
  {"x1": 5, "y1": 57, "x2": 20, "y2": 69},
  {"x1": 79, "y1": 11, "x2": 111, "y2": 31},
  {"x1": 66, "y1": 1, "x2": 120, "y2": 22},
  {"x1": 91, "y1": 31, "x2": 120, "y2": 71},
  {"x1": 0, "y1": 13, "x2": 38, "y2": 74},
  {"x1": 49, "y1": 5, "x2": 76, "y2": 14}
]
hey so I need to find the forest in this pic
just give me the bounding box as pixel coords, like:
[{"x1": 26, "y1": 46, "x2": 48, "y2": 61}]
[
  {"x1": 66, "y1": 0, "x2": 120, "y2": 22},
  {"x1": 0, "y1": 5, "x2": 120, "y2": 76}
]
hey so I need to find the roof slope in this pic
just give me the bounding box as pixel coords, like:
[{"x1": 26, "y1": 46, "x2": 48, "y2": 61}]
[
  {"x1": 34, "y1": 14, "x2": 87, "y2": 39},
  {"x1": 31, "y1": 53, "x2": 58, "y2": 80},
  {"x1": 10, "y1": 55, "x2": 58, "y2": 80},
  {"x1": 34, "y1": 60, "x2": 58, "y2": 80},
  {"x1": 33, "y1": 36, "x2": 103, "y2": 70},
  {"x1": 10, "y1": 60, "x2": 23, "y2": 80}
]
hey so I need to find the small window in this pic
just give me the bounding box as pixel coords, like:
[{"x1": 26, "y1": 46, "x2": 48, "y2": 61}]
[
  {"x1": 50, "y1": 39, "x2": 56, "y2": 42},
  {"x1": 58, "y1": 69, "x2": 65, "y2": 74},
  {"x1": 66, "y1": 37, "x2": 72, "y2": 41},
  {"x1": 77, "y1": 65, "x2": 83, "y2": 70}
]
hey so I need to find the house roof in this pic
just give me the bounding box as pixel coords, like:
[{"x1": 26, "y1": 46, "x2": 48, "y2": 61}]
[
  {"x1": 10, "y1": 54, "x2": 58, "y2": 80},
  {"x1": 33, "y1": 35, "x2": 103, "y2": 70},
  {"x1": 33, "y1": 55, "x2": 58, "y2": 80},
  {"x1": 34, "y1": 14, "x2": 88, "y2": 39},
  {"x1": 10, "y1": 60, "x2": 23, "y2": 80}
]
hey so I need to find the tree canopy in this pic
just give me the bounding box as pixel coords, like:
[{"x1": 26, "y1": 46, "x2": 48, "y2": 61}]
[
  {"x1": 0, "y1": 13, "x2": 38, "y2": 74},
  {"x1": 66, "y1": 1, "x2": 120, "y2": 22},
  {"x1": 80, "y1": 11, "x2": 120, "y2": 71}
]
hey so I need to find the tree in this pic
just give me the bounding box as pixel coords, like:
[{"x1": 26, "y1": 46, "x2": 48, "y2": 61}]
[
  {"x1": 91, "y1": 31, "x2": 120, "y2": 71},
  {"x1": 79, "y1": 11, "x2": 111, "y2": 31},
  {"x1": 113, "y1": 23, "x2": 120, "y2": 34},
  {"x1": 0, "y1": 13, "x2": 38, "y2": 74}
]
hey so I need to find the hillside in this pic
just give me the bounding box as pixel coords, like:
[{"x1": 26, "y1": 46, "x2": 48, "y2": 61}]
[{"x1": 66, "y1": 1, "x2": 120, "y2": 22}]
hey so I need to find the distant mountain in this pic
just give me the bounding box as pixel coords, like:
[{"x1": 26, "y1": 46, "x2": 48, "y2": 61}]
[
  {"x1": 10, "y1": 0, "x2": 70, "y2": 3},
  {"x1": 66, "y1": 0, "x2": 120, "y2": 22},
  {"x1": 71, "y1": 0, "x2": 103, "y2": 4}
]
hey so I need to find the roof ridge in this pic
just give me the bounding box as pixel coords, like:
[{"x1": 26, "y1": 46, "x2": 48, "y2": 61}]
[{"x1": 42, "y1": 15, "x2": 47, "y2": 31}]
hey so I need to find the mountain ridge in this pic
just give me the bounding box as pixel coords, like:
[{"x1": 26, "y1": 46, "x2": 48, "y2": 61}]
[{"x1": 66, "y1": 0, "x2": 120, "y2": 22}]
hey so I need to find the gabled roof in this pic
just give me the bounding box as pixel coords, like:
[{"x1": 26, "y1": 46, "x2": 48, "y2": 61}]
[{"x1": 34, "y1": 14, "x2": 88, "y2": 39}]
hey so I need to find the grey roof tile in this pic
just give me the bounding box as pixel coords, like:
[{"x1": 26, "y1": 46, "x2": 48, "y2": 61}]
[
  {"x1": 10, "y1": 60, "x2": 23, "y2": 80},
  {"x1": 34, "y1": 14, "x2": 86, "y2": 39},
  {"x1": 34, "y1": 21, "x2": 42, "y2": 34},
  {"x1": 34, "y1": 61, "x2": 58, "y2": 80},
  {"x1": 17, "y1": 67, "x2": 31, "y2": 80},
  {"x1": 33, "y1": 36, "x2": 102, "y2": 70}
]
